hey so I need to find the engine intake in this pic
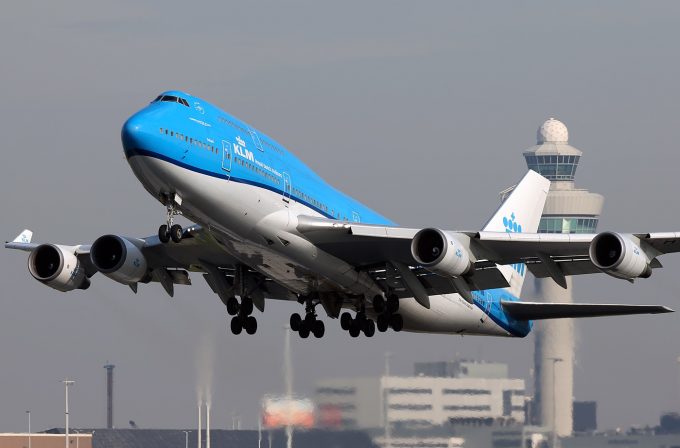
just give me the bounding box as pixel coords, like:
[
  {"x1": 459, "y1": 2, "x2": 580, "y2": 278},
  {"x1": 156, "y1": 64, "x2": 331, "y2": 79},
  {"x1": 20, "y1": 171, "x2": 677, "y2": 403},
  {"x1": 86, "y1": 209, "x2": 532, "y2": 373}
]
[
  {"x1": 411, "y1": 228, "x2": 472, "y2": 277},
  {"x1": 28, "y1": 244, "x2": 89, "y2": 291},
  {"x1": 90, "y1": 235, "x2": 148, "y2": 284},
  {"x1": 589, "y1": 232, "x2": 652, "y2": 279}
]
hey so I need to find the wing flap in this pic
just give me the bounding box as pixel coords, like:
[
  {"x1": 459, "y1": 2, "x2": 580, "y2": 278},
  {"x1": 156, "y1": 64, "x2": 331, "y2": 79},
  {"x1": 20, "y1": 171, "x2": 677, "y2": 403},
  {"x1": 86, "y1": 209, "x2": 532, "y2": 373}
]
[{"x1": 501, "y1": 301, "x2": 673, "y2": 320}]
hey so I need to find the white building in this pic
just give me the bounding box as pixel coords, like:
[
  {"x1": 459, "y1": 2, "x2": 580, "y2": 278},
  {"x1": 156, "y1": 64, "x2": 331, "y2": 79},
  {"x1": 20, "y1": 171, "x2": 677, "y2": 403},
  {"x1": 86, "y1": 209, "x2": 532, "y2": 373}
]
[{"x1": 315, "y1": 360, "x2": 525, "y2": 430}]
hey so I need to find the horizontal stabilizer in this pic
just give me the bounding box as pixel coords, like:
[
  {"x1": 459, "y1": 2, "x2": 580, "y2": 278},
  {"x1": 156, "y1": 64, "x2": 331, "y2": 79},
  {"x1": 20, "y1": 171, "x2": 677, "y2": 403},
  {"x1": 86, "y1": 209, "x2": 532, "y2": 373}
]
[
  {"x1": 501, "y1": 301, "x2": 673, "y2": 320},
  {"x1": 5, "y1": 229, "x2": 38, "y2": 251}
]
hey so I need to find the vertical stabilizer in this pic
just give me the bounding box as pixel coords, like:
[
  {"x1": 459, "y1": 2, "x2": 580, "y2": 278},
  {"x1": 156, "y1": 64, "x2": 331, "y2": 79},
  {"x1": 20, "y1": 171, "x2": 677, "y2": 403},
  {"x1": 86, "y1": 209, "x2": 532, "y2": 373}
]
[{"x1": 483, "y1": 170, "x2": 550, "y2": 297}]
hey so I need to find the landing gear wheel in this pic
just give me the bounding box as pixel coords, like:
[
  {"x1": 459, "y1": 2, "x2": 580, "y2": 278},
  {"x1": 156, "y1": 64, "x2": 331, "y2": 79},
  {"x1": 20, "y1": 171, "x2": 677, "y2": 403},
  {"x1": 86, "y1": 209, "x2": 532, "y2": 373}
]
[
  {"x1": 377, "y1": 314, "x2": 389, "y2": 332},
  {"x1": 349, "y1": 322, "x2": 361, "y2": 338},
  {"x1": 170, "y1": 224, "x2": 183, "y2": 243},
  {"x1": 240, "y1": 297, "x2": 254, "y2": 316},
  {"x1": 230, "y1": 316, "x2": 243, "y2": 335},
  {"x1": 387, "y1": 295, "x2": 400, "y2": 314},
  {"x1": 158, "y1": 225, "x2": 170, "y2": 243},
  {"x1": 389, "y1": 313, "x2": 404, "y2": 332},
  {"x1": 290, "y1": 313, "x2": 302, "y2": 332},
  {"x1": 372, "y1": 295, "x2": 385, "y2": 314},
  {"x1": 312, "y1": 320, "x2": 325, "y2": 338},
  {"x1": 245, "y1": 316, "x2": 258, "y2": 335},
  {"x1": 226, "y1": 297, "x2": 240, "y2": 316},
  {"x1": 299, "y1": 325, "x2": 310, "y2": 339},
  {"x1": 364, "y1": 319, "x2": 375, "y2": 337},
  {"x1": 340, "y1": 312, "x2": 352, "y2": 331}
]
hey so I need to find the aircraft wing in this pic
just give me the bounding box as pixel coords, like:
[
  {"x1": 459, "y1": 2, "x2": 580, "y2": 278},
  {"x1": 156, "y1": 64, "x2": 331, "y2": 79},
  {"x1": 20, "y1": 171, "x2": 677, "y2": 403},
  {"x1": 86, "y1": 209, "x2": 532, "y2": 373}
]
[
  {"x1": 296, "y1": 215, "x2": 680, "y2": 287},
  {"x1": 4, "y1": 226, "x2": 294, "y2": 308}
]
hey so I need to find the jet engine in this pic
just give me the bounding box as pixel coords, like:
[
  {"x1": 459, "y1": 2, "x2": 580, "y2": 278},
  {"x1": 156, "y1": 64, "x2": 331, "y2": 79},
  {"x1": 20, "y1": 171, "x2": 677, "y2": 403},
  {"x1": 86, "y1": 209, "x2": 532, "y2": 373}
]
[
  {"x1": 28, "y1": 244, "x2": 90, "y2": 291},
  {"x1": 90, "y1": 235, "x2": 148, "y2": 284},
  {"x1": 411, "y1": 228, "x2": 472, "y2": 277},
  {"x1": 589, "y1": 232, "x2": 652, "y2": 279}
]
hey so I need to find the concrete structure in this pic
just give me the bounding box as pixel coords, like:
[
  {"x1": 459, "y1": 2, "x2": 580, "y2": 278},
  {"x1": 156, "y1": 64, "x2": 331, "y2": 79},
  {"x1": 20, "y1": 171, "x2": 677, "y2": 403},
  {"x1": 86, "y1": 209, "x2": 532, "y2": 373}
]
[
  {"x1": 315, "y1": 360, "x2": 525, "y2": 430},
  {"x1": 103, "y1": 364, "x2": 114, "y2": 429},
  {"x1": 523, "y1": 118, "x2": 604, "y2": 438},
  {"x1": 28, "y1": 429, "x2": 376, "y2": 448},
  {"x1": 0, "y1": 433, "x2": 91, "y2": 448}
]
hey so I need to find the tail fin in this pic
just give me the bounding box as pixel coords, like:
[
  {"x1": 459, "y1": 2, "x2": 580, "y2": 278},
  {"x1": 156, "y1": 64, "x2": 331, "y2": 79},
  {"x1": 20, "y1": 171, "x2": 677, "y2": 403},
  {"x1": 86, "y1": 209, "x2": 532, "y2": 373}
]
[
  {"x1": 12, "y1": 229, "x2": 33, "y2": 244},
  {"x1": 483, "y1": 170, "x2": 550, "y2": 298}
]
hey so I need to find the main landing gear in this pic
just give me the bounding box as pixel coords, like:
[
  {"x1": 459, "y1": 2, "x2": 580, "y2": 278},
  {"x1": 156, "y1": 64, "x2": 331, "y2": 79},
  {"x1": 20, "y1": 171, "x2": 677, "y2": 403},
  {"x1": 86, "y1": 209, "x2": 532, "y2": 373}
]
[
  {"x1": 226, "y1": 296, "x2": 258, "y2": 335},
  {"x1": 158, "y1": 199, "x2": 183, "y2": 244},
  {"x1": 289, "y1": 296, "x2": 325, "y2": 339},
  {"x1": 338, "y1": 295, "x2": 403, "y2": 338},
  {"x1": 340, "y1": 309, "x2": 376, "y2": 338}
]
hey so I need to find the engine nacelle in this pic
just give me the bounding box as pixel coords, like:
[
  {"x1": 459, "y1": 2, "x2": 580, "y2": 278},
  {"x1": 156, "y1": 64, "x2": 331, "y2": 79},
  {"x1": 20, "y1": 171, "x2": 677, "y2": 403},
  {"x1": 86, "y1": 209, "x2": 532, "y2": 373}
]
[
  {"x1": 90, "y1": 235, "x2": 148, "y2": 285},
  {"x1": 589, "y1": 232, "x2": 652, "y2": 279},
  {"x1": 411, "y1": 228, "x2": 472, "y2": 277},
  {"x1": 28, "y1": 244, "x2": 90, "y2": 292}
]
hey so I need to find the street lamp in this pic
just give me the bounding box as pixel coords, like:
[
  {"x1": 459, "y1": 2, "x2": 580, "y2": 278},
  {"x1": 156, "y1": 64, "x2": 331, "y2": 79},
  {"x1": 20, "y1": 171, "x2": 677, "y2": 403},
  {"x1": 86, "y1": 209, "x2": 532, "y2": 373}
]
[
  {"x1": 26, "y1": 410, "x2": 31, "y2": 448},
  {"x1": 183, "y1": 430, "x2": 190, "y2": 448},
  {"x1": 383, "y1": 352, "x2": 392, "y2": 448},
  {"x1": 62, "y1": 379, "x2": 75, "y2": 448},
  {"x1": 547, "y1": 358, "x2": 563, "y2": 448}
]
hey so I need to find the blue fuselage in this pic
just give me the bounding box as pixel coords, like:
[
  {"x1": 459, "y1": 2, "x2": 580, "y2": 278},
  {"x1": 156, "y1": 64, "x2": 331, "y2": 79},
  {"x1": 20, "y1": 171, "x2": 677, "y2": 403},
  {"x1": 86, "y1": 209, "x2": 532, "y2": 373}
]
[{"x1": 121, "y1": 90, "x2": 531, "y2": 338}]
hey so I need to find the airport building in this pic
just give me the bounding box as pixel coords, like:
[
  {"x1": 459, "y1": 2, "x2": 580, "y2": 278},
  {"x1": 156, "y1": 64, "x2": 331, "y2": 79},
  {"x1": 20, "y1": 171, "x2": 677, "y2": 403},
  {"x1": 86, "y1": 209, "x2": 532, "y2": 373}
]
[{"x1": 315, "y1": 359, "x2": 525, "y2": 430}]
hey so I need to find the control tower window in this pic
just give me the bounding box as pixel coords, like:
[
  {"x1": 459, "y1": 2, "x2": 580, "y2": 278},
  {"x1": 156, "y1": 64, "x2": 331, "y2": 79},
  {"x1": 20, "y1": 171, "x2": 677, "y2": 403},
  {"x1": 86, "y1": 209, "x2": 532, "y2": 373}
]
[{"x1": 526, "y1": 155, "x2": 580, "y2": 181}]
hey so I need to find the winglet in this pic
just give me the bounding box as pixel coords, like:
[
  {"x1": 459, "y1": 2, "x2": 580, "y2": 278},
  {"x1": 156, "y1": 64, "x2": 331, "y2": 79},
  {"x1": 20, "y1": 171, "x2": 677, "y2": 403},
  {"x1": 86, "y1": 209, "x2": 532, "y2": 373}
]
[{"x1": 12, "y1": 229, "x2": 33, "y2": 244}]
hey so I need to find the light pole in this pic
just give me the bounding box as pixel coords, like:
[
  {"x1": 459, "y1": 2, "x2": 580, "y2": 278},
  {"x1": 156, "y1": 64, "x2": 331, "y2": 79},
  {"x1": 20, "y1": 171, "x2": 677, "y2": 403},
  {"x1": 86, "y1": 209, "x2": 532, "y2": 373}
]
[
  {"x1": 26, "y1": 410, "x2": 31, "y2": 448},
  {"x1": 62, "y1": 379, "x2": 75, "y2": 448},
  {"x1": 383, "y1": 352, "x2": 392, "y2": 448},
  {"x1": 73, "y1": 430, "x2": 79, "y2": 448},
  {"x1": 183, "y1": 430, "x2": 190, "y2": 448},
  {"x1": 547, "y1": 358, "x2": 563, "y2": 448}
]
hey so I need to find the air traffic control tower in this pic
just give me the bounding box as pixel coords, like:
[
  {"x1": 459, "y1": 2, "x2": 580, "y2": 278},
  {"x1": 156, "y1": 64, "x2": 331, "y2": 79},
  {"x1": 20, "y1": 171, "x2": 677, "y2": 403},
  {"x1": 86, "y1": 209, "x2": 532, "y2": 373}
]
[{"x1": 524, "y1": 118, "x2": 604, "y2": 438}]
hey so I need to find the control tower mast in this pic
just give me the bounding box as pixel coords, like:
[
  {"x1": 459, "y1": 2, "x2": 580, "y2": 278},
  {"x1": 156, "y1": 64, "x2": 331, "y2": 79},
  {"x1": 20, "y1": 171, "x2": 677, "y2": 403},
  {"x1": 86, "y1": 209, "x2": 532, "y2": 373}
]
[{"x1": 523, "y1": 118, "x2": 604, "y2": 438}]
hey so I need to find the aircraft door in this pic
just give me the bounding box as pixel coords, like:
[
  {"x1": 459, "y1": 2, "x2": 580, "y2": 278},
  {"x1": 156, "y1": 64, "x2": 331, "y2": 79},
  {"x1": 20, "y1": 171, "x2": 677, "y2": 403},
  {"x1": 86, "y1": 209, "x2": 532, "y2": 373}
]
[
  {"x1": 221, "y1": 140, "x2": 232, "y2": 176},
  {"x1": 282, "y1": 172, "x2": 292, "y2": 203}
]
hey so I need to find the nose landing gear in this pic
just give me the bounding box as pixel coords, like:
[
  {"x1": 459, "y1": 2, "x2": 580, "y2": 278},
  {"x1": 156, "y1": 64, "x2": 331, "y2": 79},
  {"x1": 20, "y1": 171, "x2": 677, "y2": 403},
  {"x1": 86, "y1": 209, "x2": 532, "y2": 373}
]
[{"x1": 158, "y1": 196, "x2": 183, "y2": 244}]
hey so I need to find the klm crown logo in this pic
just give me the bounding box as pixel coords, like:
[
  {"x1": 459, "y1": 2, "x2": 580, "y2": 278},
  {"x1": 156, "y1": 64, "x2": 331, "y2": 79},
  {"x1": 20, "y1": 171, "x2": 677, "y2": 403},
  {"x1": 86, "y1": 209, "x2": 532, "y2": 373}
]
[
  {"x1": 503, "y1": 213, "x2": 522, "y2": 233},
  {"x1": 503, "y1": 212, "x2": 526, "y2": 276}
]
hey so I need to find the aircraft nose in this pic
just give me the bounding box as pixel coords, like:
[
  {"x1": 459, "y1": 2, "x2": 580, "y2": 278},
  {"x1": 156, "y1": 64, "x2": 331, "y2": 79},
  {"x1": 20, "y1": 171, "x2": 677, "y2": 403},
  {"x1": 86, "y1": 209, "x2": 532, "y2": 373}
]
[{"x1": 121, "y1": 111, "x2": 154, "y2": 157}]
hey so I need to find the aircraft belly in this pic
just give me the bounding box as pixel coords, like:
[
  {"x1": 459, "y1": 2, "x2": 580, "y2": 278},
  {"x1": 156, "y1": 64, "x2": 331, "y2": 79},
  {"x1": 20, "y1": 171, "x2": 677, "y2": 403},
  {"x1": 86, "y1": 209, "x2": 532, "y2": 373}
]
[
  {"x1": 398, "y1": 294, "x2": 511, "y2": 337},
  {"x1": 128, "y1": 155, "x2": 365, "y2": 296}
]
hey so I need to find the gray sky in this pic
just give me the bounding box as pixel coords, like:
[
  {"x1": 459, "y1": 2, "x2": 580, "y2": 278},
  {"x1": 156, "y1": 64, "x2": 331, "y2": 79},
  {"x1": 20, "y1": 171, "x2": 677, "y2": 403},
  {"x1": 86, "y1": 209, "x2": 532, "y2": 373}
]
[{"x1": 1, "y1": 0, "x2": 680, "y2": 433}]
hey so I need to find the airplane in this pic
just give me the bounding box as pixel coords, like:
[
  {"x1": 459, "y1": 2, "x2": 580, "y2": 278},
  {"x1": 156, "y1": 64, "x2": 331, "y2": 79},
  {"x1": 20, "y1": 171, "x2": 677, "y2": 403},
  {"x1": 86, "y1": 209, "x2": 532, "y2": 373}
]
[{"x1": 6, "y1": 90, "x2": 678, "y2": 339}]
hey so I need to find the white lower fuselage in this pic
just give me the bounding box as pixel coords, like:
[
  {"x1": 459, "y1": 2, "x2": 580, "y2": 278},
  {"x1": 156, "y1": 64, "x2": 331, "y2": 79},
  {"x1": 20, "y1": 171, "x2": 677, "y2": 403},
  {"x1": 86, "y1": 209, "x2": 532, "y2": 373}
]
[{"x1": 127, "y1": 154, "x2": 513, "y2": 337}]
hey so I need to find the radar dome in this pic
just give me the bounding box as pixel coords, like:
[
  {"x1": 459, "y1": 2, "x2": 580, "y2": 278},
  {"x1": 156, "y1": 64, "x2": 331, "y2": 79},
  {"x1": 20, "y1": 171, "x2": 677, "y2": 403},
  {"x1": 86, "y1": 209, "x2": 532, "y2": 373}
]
[{"x1": 537, "y1": 118, "x2": 568, "y2": 144}]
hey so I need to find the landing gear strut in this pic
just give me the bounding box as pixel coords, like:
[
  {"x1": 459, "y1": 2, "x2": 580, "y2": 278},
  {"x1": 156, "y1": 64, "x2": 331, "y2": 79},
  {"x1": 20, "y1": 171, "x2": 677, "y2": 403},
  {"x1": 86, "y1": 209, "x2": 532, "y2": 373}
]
[
  {"x1": 226, "y1": 296, "x2": 258, "y2": 335},
  {"x1": 158, "y1": 198, "x2": 183, "y2": 244},
  {"x1": 290, "y1": 296, "x2": 325, "y2": 339}
]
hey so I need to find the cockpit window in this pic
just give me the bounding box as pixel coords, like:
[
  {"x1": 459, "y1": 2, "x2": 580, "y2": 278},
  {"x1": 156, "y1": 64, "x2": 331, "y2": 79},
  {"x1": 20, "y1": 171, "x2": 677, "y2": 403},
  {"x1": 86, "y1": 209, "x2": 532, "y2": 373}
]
[{"x1": 154, "y1": 95, "x2": 190, "y2": 107}]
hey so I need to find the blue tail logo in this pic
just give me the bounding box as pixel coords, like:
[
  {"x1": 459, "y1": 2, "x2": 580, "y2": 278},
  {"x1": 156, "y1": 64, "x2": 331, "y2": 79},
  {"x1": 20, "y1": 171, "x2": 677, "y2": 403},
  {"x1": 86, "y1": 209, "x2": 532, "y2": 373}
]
[{"x1": 504, "y1": 213, "x2": 526, "y2": 276}]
